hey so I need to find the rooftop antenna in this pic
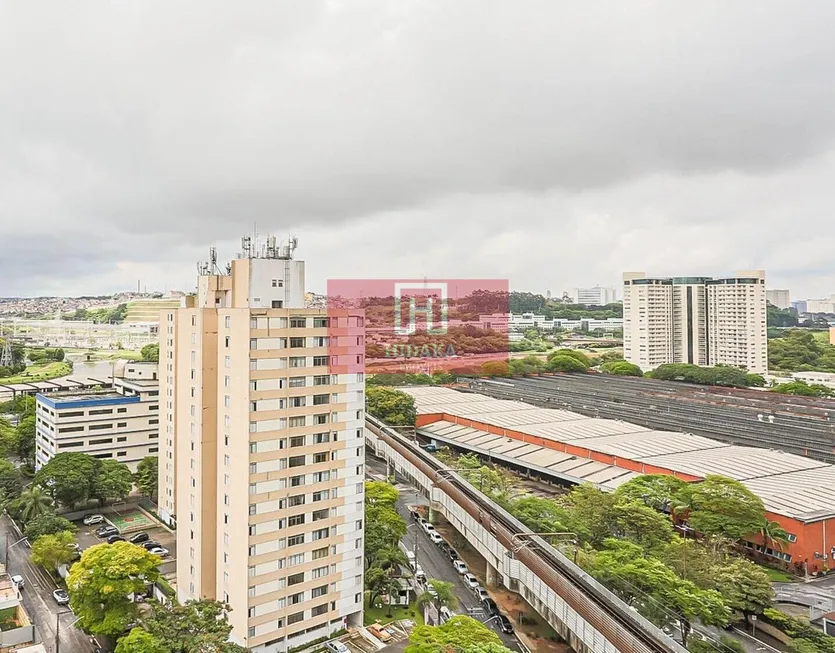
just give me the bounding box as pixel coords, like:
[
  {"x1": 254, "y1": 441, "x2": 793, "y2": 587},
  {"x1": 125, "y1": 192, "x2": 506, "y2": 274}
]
[
  {"x1": 0, "y1": 334, "x2": 13, "y2": 368},
  {"x1": 241, "y1": 235, "x2": 252, "y2": 258}
]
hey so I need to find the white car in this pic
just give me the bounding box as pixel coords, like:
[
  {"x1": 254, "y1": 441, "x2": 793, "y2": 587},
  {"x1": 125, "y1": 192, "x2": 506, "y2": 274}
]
[
  {"x1": 422, "y1": 522, "x2": 436, "y2": 535},
  {"x1": 452, "y1": 560, "x2": 469, "y2": 575},
  {"x1": 428, "y1": 532, "x2": 443, "y2": 545},
  {"x1": 463, "y1": 573, "x2": 479, "y2": 589},
  {"x1": 11, "y1": 575, "x2": 24, "y2": 590},
  {"x1": 53, "y1": 589, "x2": 70, "y2": 605},
  {"x1": 82, "y1": 514, "x2": 104, "y2": 526},
  {"x1": 149, "y1": 547, "x2": 170, "y2": 557},
  {"x1": 439, "y1": 606, "x2": 454, "y2": 622},
  {"x1": 325, "y1": 642, "x2": 349, "y2": 653}
]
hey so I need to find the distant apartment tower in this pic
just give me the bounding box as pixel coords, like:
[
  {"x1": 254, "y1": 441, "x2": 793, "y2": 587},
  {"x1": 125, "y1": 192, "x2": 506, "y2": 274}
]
[
  {"x1": 158, "y1": 237, "x2": 365, "y2": 652},
  {"x1": 571, "y1": 286, "x2": 618, "y2": 305},
  {"x1": 623, "y1": 271, "x2": 767, "y2": 373},
  {"x1": 765, "y1": 289, "x2": 791, "y2": 310},
  {"x1": 35, "y1": 361, "x2": 160, "y2": 472}
]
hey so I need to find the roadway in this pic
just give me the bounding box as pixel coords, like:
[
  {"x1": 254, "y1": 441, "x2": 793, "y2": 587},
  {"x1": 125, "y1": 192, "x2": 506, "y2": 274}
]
[
  {"x1": 2, "y1": 515, "x2": 96, "y2": 653},
  {"x1": 367, "y1": 455, "x2": 522, "y2": 652}
]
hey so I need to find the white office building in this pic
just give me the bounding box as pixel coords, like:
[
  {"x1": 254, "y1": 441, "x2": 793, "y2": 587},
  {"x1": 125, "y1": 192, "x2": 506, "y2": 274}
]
[
  {"x1": 765, "y1": 289, "x2": 791, "y2": 310},
  {"x1": 623, "y1": 271, "x2": 767, "y2": 373},
  {"x1": 571, "y1": 287, "x2": 618, "y2": 306},
  {"x1": 35, "y1": 361, "x2": 160, "y2": 472}
]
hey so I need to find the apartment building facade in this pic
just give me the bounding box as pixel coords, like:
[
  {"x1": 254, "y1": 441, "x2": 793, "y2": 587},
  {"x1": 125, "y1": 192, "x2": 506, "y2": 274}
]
[
  {"x1": 623, "y1": 271, "x2": 767, "y2": 373},
  {"x1": 158, "y1": 243, "x2": 365, "y2": 652},
  {"x1": 34, "y1": 361, "x2": 160, "y2": 471},
  {"x1": 765, "y1": 289, "x2": 791, "y2": 310}
]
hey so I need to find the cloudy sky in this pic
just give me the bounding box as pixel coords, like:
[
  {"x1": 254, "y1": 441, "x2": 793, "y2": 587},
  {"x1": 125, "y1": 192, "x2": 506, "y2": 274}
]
[{"x1": 3, "y1": 1, "x2": 835, "y2": 299}]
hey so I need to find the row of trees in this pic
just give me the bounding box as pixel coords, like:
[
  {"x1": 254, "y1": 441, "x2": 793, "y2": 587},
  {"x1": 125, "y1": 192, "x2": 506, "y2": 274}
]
[
  {"x1": 648, "y1": 364, "x2": 765, "y2": 388},
  {"x1": 770, "y1": 380, "x2": 834, "y2": 397},
  {"x1": 65, "y1": 303, "x2": 128, "y2": 323},
  {"x1": 364, "y1": 481, "x2": 409, "y2": 608},
  {"x1": 508, "y1": 292, "x2": 623, "y2": 319},
  {"x1": 368, "y1": 372, "x2": 454, "y2": 387}
]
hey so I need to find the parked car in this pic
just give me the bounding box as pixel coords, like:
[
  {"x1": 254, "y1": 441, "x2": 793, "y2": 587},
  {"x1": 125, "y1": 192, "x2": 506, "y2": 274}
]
[
  {"x1": 463, "y1": 573, "x2": 479, "y2": 589},
  {"x1": 496, "y1": 615, "x2": 514, "y2": 634},
  {"x1": 148, "y1": 547, "x2": 170, "y2": 557},
  {"x1": 83, "y1": 514, "x2": 104, "y2": 526},
  {"x1": 95, "y1": 525, "x2": 118, "y2": 538},
  {"x1": 11, "y1": 575, "x2": 24, "y2": 590},
  {"x1": 107, "y1": 535, "x2": 125, "y2": 544},
  {"x1": 482, "y1": 598, "x2": 498, "y2": 616},
  {"x1": 452, "y1": 560, "x2": 468, "y2": 575},
  {"x1": 410, "y1": 510, "x2": 422, "y2": 521},
  {"x1": 439, "y1": 606, "x2": 453, "y2": 622},
  {"x1": 437, "y1": 541, "x2": 450, "y2": 553},
  {"x1": 422, "y1": 522, "x2": 436, "y2": 535},
  {"x1": 325, "y1": 641, "x2": 349, "y2": 653},
  {"x1": 428, "y1": 532, "x2": 443, "y2": 545},
  {"x1": 474, "y1": 587, "x2": 490, "y2": 601},
  {"x1": 405, "y1": 550, "x2": 416, "y2": 570},
  {"x1": 53, "y1": 589, "x2": 70, "y2": 605},
  {"x1": 414, "y1": 567, "x2": 426, "y2": 584},
  {"x1": 447, "y1": 548, "x2": 460, "y2": 561},
  {"x1": 141, "y1": 540, "x2": 161, "y2": 550},
  {"x1": 129, "y1": 532, "x2": 150, "y2": 544}
]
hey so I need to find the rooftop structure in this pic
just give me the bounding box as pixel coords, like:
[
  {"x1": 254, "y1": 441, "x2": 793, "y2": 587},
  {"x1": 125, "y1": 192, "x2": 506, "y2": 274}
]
[{"x1": 405, "y1": 386, "x2": 835, "y2": 571}]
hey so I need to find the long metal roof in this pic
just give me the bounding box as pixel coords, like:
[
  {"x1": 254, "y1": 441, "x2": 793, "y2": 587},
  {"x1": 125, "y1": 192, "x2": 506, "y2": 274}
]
[{"x1": 408, "y1": 386, "x2": 835, "y2": 522}]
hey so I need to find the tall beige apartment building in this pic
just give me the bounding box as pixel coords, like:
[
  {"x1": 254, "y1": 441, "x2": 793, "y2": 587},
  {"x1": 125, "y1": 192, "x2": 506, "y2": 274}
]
[
  {"x1": 623, "y1": 271, "x2": 767, "y2": 373},
  {"x1": 158, "y1": 240, "x2": 366, "y2": 652}
]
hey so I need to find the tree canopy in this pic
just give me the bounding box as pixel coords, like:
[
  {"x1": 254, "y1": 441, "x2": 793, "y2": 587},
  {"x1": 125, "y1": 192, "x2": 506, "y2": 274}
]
[
  {"x1": 648, "y1": 364, "x2": 755, "y2": 387},
  {"x1": 768, "y1": 329, "x2": 835, "y2": 373},
  {"x1": 24, "y1": 513, "x2": 77, "y2": 541},
  {"x1": 93, "y1": 458, "x2": 134, "y2": 504},
  {"x1": 128, "y1": 598, "x2": 247, "y2": 653},
  {"x1": 679, "y1": 475, "x2": 766, "y2": 540},
  {"x1": 406, "y1": 616, "x2": 511, "y2": 653},
  {"x1": 366, "y1": 386, "x2": 417, "y2": 426},
  {"x1": 135, "y1": 456, "x2": 159, "y2": 498},
  {"x1": 770, "y1": 380, "x2": 834, "y2": 397},
  {"x1": 67, "y1": 542, "x2": 162, "y2": 636},
  {"x1": 614, "y1": 474, "x2": 687, "y2": 513},
  {"x1": 35, "y1": 453, "x2": 133, "y2": 508},
  {"x1": 600, "y1": 360, "x2": 643, "y2": 377},
  {"x1": 141, "y1": 343, "x2": 160, "y2": 362},
  {"x1": 30, "y1": 530, "x2": 76, "y2": 571}
]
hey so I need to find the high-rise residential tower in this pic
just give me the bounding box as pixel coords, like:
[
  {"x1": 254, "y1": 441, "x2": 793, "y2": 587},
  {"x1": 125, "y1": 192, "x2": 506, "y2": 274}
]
[
  {"x1": 765, "y1": 289, "x2": 791, "y2": 310},
  {"x1": 623, "y1": 271, "x2": 767, "y2": 373},
  {"x1": 158, "y1": 238, "x2": 366, "y2": 652},
  {"x1": 571, "y1": 286, "x2": 618, "y2": 305}
]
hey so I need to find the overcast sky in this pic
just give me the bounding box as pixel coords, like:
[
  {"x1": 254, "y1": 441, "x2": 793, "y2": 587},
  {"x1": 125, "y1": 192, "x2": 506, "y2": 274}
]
[{"x1": 3, "y1": 1, "x2": 835, "y2": 300}]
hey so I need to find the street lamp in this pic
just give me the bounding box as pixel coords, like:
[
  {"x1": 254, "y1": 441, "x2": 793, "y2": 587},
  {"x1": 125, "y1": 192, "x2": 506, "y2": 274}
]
[{"x1": 55, "y1": 610, "x2": 82, "y2": 653}]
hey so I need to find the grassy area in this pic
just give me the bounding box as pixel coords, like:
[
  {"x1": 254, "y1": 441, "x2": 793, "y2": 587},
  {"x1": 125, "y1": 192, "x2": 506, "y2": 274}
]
[
  {"x1": 364, "y1": 599, "x2": 424, "y2": 626},
  {"x1": 758, "y1": 564, "x2": 798, "y2": 583},
  {"x1": 1, "y1": 361, "x2": 72, "y2": 384}
]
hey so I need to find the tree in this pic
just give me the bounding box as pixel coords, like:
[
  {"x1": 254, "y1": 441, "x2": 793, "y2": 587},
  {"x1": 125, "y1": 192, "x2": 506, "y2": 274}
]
[
  {"x1": 0, "y1": 419, "x2": 19, "y2": 458},
  {"x1": 480, "y1": 361, "x2": 510, "y2": 377},
  {"x1": 406, "y1": 616, "x2": 509, "y2": 653},
  {"x1": 659, "y1": 535, "x2": 723, "y2": 586},
  {"x1": 510, "y1": 495, "x2": 569, "y2": 534},
  {"x1": 416, "y1": 579, "x2": 458, "y2": 612},
  {"x1": 35, "y1": 452, "x2": 99, "y2": 508},
  {"x1": 615, "y1": 474, "x2": 687, "y2": 513},
  {"x1": 600, "y1": 360, "x2": 643, "y2": 377},
  {"x1": 92, "y1": 459, "x2": 133, "y2": 504},
  {"x1": 612, "y1": 500, "x2": 674, "y2": 552},
  {"x1": 759, "y1": 520, "x2": 791, "y2": 551},
  {"x1": 136, "y1": 598, "x2": 248, "y2": 652},
  {"x1": 559, "y1": 484, "x2": 617, "y2": 547},
  {"x1": 454, "y1": 453, "x2": 513, "y2": 500},
  {"x1": 15, "y1": 415, "x2": 35, "y2": 465},
  {"x1": 770, "y1": 380, "x2": 834, "y2": 397},
  {"x1": 365, "y1": 480, "x2": 399, "y2": 507},
  {"x1": 0, "y1": 458, "x2": 21, "y2": 500},
  {"x1": 25, "y1": 513, "x2": 76, "y2": 541},
  {"x1": 587, "y1": 539, "x2": 729, "y2": 644},
  {"x1": 141, "y1": 343, "x2": 160, "y2": 362},
  {"x1": 30, "y1": 530, "x2": 76, "y2": 571},
  {"x1": 365, "y1": 505, "x2": 407, "y2": 565},
  {"x1": 135, "y1": 456, "x2": 158, "y2": 498},
  {"x1": 366, "y1": 566, "x2": 402, "y2": 608},
  {"x1": 16, "y1": 485, "x2": 53, "y2": 522},
  {"x1": 547, "y1": 348, "x2": 591, "y2": 367},
  {"x1": 373, "y1": 546, "x2": 409, "y2": 573},
  {"x1": 680, "y1": 476, "x2": 766, "y2": 540},
  {"x1": 508, "y1": 356, "x2": 545, "y2": 376},
  {"x1": 712, "y1": 558, "x2": 773, "y2": 621},
  {"x1": 366, "y1": 386, "x2": 417, "y2": 426},
  {"x1": 115, "y1": 628, "x2": 168, "y2": 653},
  {"x1": 546, "y1": 355, "x2": 588, "y2": 373},
  {"x1": 67, "y1": 542, "x2": 162, "y2": 636}
]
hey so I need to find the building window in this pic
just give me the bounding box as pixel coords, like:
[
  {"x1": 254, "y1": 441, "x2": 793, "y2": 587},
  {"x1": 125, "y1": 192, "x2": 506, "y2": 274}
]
[
  {"x1": 225, "y1": 316, "x2": 231, "y2": 328},
  {"x1": 312, "y1": 528, "x2": 329, "y2": 541},
  {"x1": 289, "y1": 357, "x2": 306, "y2": 368},
  {"x1": 313, "y1": 356, "x2": 328, "y2": 366},
  {"x1": 289, "y1": 416, "x2": 306, "y2": 428},
  {"x1": 288, "y1": 514, "x2": 305, "y2": 527},
  {"x1": 290, "y1": 318, "x2": 306, "y2": 328},
  {"x1": 287, "y1": 611, "x2": 304, "y2": 625},
  {"x1": 224, "y1": 336, "x2": 230, "y2": 348},
  {"x1": 287, "y1": 573, "x2": 305, "y2": 586},
  {"x1": 313, "y1": 432, "x2": 330, "y2": 444},
  {"x1": 311, "y1": 603, "x2": 329, "y2": 617},
  {"x1": 313, "y1": 318, "x2": 329, "y2": 328}
]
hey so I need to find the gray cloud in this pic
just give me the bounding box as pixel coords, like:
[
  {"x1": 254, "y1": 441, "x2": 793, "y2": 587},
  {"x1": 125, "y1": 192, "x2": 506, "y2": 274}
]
[{"x1": 2, "y1": 1, "x2": 835, "y2": 297}]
